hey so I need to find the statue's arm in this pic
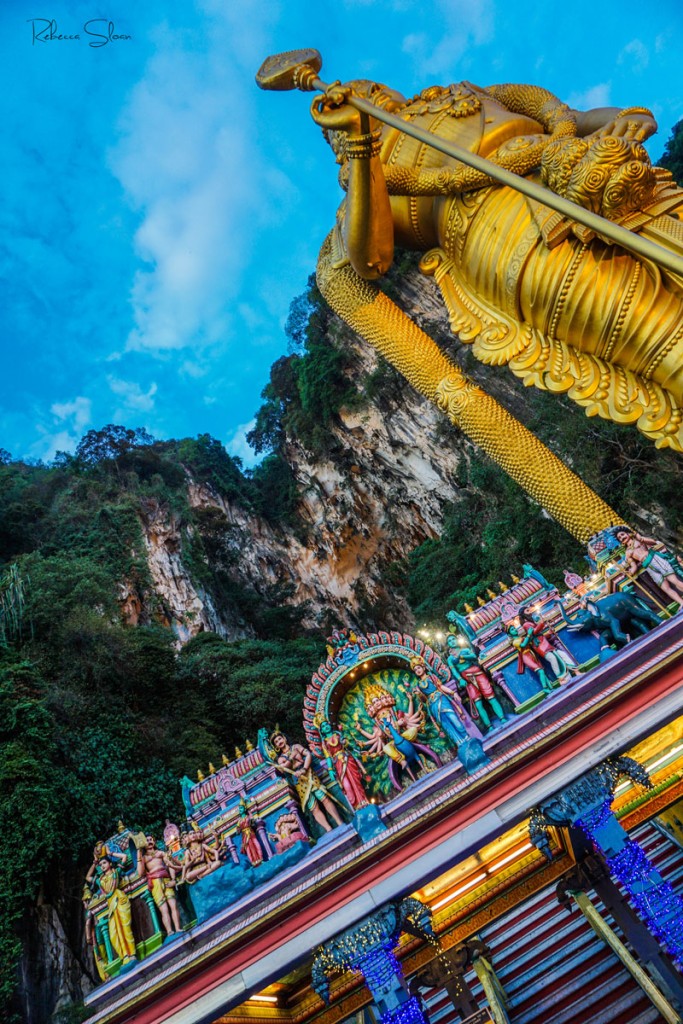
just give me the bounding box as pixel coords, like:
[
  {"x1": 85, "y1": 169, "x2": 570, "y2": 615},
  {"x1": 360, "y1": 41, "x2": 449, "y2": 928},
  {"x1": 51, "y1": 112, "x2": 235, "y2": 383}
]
[{"x1": 311, "y1": 86, "x2": 394, "y2": 279}]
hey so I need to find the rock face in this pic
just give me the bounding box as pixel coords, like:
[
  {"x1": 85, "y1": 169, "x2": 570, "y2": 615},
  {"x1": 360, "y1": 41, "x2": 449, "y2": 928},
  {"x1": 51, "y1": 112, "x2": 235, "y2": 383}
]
[
  {"x1": 125, "y1": 335, "x2": 468, "y2": 642},
  {"x1": 115, "y1": 263, "x2": 542, "y2": 644},
  {"x1": 195, "y1": 398, "x2": 459, "y2": 633},
  {"x1": 15, "y1": 870, "x2": 93, "y2": 1024}
]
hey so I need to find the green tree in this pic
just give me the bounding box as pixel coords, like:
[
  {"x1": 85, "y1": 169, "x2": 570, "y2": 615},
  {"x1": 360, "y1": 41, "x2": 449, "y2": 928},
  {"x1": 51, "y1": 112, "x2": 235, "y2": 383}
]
[
  {"x1": 248, "y1": 278, "x2": 361, "y2": 459},
  {"x1": 657, "y1": 119, "x2": 683, "y2": 186},
  {"x1": 75, "y1": 425, "x2": 155, "y2": 468}
]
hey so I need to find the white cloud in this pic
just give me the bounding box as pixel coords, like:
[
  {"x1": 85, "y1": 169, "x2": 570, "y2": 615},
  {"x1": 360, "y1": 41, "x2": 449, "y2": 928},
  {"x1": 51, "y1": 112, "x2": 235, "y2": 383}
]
[
  {"x1": 33, "y1": 396, "x2": 93, "y2": 461},
  {"x1": 108, "y1": 376, "x2": 158, "y2": 412},
  {"x1": 567, "y1": 83, "x2": 612, "y2": 111},
  {"x1": 180, "y1": 360, "x2": 207, "y2": 380},
  {"x1": 401, "y1": 0, "x2": 495, "y2": 77},
  {"x1": 618, "y1": 39, "x2": 649, "y2": 73},
  {"x1": 226, "y1": 418, "x2": 259, "y2": 467},
  {"x1": 51, "y1": 396, "x2": 92, "y2": 433},
  {"x1": 109, "y1": 4, "x2": 297, "y2": 356}
]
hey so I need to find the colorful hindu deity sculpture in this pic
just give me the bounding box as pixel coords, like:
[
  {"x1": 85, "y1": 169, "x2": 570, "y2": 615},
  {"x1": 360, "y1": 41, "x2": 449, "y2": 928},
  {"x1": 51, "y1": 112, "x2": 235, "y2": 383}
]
[
  {"x1": 259, "y1": 49, "x2": 683, "y2": 544},
  {"x1": 269, "y1": 808, "x2": 309, "y2": 853},
  {"x1": 85, "y1": 844, "x2": 137, "y2": 968},
  {"x1": 235, "y1": 799, "x2": 265, "y2": 867},
  {"x1": 505, "y1": 624, "x2": 553, "y2": 693},
  {"x1": 356, "y1": 681, "x2": 441, "y2": 791},
  {"x1": 445, "y1": 638, "x2": 508, "y2": 729},
  {"x1": 517, "y1": 608, "x2": 580, "y2": 682},
  {"x1": 316, "y1": 717, "x2": 369, "y2": 811},
  {"x1": 616, "y1": 528, "x2": 683, "y2": 611},
  {"x1": 409, "y1": 656, "x2": 468, "y2": 745},
  {"x1": 135, "y1": 834, "x2": 182, "y2": 937},
  {"x1": 265, "y1": 729, "x2": 345, "y2": 833},
  {"x1": 410, "y1": 655, "x2": 490, "y2": 772},
  {"x1": 82, "y1": 882, "x2": 109, "y2": 981},
  {"x1": 179, "y1": 830, "x2": 222, "y2": 884}
]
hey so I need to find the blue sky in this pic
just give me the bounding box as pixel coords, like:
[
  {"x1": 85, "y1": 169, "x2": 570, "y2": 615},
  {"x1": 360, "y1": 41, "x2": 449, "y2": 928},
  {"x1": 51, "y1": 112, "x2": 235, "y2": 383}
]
[{"x1": 2, "y1": 0, "x2": 682, "y2": 465}]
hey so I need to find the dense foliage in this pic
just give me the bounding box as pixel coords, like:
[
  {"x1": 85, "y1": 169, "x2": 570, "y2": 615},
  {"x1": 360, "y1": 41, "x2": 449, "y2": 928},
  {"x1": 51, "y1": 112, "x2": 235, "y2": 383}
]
[
  {"x1": 657, "y1": 118, "x2": 683, "y2": 186},
  {"x1": 0, "y1": 433, "x2": 322, "y2": 1014},
  {"x1": 248, "y1": 276, "x2": 362, "y2": 462}
]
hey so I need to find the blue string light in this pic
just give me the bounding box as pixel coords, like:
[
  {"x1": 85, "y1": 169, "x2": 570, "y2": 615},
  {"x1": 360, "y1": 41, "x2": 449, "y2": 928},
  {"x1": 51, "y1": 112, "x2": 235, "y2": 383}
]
[
  {"x1": 357, "y1": 945, "x2": 428, "y2": 1024},
  {"x1": 577, "y1": 805, "x2": 683, "y2": 967},
  {"x1": 607, "y1": 839, "x2": 683, "y2": 966},
  {"x1": 381, "y1": 996, "x2": 426, "y2": 1024},
  {"x1": 360, "y1": 944, "x2": 401, "y2": 993}
]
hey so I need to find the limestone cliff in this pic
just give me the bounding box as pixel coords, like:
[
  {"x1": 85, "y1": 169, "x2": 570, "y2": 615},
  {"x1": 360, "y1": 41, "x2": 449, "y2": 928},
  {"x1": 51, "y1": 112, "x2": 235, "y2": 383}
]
[{"x1": 127, "y1": 346, "x2": 466, "y2": 640}]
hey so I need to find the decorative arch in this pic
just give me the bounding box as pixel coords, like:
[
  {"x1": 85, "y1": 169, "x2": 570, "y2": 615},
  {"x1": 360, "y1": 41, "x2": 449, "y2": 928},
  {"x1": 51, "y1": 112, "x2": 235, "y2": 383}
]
[{"x1": 303, "y1": 628, "x2": 450, "y2": 755}]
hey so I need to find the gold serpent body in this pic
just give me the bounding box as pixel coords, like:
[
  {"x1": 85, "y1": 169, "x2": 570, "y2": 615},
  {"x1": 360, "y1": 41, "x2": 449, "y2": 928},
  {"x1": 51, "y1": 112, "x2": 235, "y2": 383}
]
[{"x1": 317, "y1": 234, "x2": 621, "y2": 544}]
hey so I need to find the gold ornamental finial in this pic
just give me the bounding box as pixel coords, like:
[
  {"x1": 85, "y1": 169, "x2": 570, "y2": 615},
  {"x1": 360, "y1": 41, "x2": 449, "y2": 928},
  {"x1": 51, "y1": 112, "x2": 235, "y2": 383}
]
[
  {"x1": 208, "y1": 762, "x2": 216, "y2": 775},
  {"x1": 486, "y1": 588, "x2": 497, "y2": 600},
  {"x1": 464, "y1": 603, "x2": 474, "y2": 613},
  {"x1": 221, "y1": 753, "x2": 231, "y2": 766},
  {"x1": 235, "y1": 746, "x2": 243, "y2": 759},
  {"x1": 477, "y1": 595, "x2": 486, "y2": 607},
  {"x1": 245, "y1": 739, "x2": 254, "y2": 752},
  {"x1": 498, "y1": 581, "x2": 508, "y2": 592},
  {"x1": 511, "y1": 573, "x2": 521, "y2": 584},
  {"x1": 197, "y1": 769, "x2": 205, "y2": 782}
]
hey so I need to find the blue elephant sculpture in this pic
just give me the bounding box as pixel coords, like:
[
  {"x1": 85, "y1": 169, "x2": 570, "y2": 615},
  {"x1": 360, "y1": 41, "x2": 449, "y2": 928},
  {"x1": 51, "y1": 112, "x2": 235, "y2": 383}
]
[{"x1": 559, "y1": 592, "x2": 661, "y2": 649}]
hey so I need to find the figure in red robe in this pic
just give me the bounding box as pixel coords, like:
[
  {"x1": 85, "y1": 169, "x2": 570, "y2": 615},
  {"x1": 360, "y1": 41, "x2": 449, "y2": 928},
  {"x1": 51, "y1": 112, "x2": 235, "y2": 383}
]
[{"x1": 319, "y1": 719, "x2": 369, "y2": 810}]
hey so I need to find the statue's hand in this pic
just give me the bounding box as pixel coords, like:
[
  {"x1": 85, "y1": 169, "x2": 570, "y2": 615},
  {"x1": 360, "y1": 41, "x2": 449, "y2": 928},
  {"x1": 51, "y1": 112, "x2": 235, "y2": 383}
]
[
  {"x1": 311, "y1": 82, "x2": 375, "y2": 136},
  {"x1": 592, "y1": 111, "x2": 657, "y2": 143}
]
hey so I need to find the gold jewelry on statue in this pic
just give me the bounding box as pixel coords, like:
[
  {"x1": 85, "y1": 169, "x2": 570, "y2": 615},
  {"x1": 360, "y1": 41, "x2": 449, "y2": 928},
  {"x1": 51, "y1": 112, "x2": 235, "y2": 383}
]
[
  {"x1": 346, "y1": 128, "x2": 382, "y2": 160},
  {"x1": 293, "y1": 64, "x2": 319, "y2": 92},
  {"x1": 617, "y1": 106, "x2": 654, "y2": 119}
]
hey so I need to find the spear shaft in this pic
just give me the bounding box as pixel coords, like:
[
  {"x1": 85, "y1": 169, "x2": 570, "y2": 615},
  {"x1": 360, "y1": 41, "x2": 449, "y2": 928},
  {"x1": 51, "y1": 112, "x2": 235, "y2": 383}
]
[{"x1": 270, "y1": 60, "x2": 683, "y2": 279}]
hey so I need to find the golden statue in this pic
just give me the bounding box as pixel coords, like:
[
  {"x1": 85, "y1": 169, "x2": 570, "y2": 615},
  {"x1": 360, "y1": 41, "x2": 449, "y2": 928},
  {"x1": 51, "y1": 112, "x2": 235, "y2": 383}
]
[{"x1": 257, "y1": 51, "x2": 683, "y2": 542}]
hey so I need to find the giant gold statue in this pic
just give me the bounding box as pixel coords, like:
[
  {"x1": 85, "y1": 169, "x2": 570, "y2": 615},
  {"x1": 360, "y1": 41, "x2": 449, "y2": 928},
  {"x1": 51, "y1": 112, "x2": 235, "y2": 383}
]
[{"x1": 257, "y1": 51, "x2": 683, "y2": 542}]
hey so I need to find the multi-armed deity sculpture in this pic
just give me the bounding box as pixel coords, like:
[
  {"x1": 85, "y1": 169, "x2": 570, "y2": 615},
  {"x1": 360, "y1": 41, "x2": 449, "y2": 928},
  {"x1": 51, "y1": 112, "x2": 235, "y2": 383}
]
[{"x1": 256, "y1": 49, "x2": 683, "y2": 546}]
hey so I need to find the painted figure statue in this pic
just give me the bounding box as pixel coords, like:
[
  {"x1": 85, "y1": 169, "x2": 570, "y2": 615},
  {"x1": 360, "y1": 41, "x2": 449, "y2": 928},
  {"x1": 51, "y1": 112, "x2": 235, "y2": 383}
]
[
  {"x1": 317, "y1": 718, "x2": 369, "y2": 810},
  {"x1": 616, "y1": 528, "x2": 683, "y2": 610},
  {"x1": 411, "y1": 655, "x2": 490, "y2": 772},
  {"x1": 446, "y1": 639, "x2": 507, "y2": 729},
  {"x1": 356, "y1": 682, "x2": 441, "y2": 791},
  {"x1": 236, "y1": 799, "x2": 265, "y2": 867},
  {"x1": 82, "y1": 883, "x2": 109, "y2": 981},
  {"x1": 179, "y1": 830, "x2": 222, "y2": 884},
  {"x1": 505, "y1": 624, "x2": 553, "y2": 693},
  {"x1": 270, "y1": 730, "x2": 345, "y2": 833},
  {"x1": 136, "y1": 834, "x2": 182, "y2": 937},
  {"x1": 258, "y1": 50, "x2": 683, "y2": 543},
  {"x1": 85, "y1": 846, "x2": 137, "y2": 968},
  {"x1": 269, "y1": 809, "x2": 309, "y2": 853},
  {"x1": 517, "y1": 608, "x2": 579, "y2": 682},
  {"x1": 410, "y1": 656, "x2": 468, "y2": 745}
]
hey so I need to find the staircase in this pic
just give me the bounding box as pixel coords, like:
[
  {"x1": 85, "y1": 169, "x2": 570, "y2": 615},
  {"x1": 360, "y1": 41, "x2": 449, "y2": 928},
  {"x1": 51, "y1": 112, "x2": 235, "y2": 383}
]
[{"x1": 421, "y1": 820, "x2": 683, "y2": 1024}]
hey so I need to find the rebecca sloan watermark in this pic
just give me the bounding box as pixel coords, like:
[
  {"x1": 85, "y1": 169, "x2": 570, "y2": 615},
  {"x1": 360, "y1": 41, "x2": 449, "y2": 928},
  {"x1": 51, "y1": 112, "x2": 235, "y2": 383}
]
[{"x1": 28, "y1": 18, "x2": 132, "y2": 48}]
